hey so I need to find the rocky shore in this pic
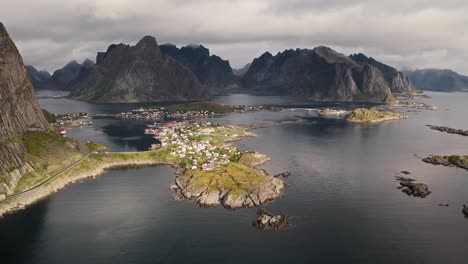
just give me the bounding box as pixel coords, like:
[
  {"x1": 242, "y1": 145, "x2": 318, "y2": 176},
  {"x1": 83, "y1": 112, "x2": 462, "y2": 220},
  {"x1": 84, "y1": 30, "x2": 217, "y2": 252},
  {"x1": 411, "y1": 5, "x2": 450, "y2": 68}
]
[
  {"x1": 0, "y1": 154, "x2": 170, "y2": 217},
  {"x1": 170, "y1": 152, "x2": 285, "y2": 209},
  {"x1": 422, "y1": 155, "x2": 468, "y2": 171},
  {"x1": 426, "y1": 125, "x2": 468, "y2": 137}
]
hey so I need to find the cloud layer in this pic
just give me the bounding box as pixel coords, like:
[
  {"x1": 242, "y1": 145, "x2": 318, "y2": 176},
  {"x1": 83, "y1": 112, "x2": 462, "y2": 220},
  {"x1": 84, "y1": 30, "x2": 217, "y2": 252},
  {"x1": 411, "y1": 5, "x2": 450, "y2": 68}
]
[{"x1": 2, "y1": 0, "x2": 467, "y2": 74}]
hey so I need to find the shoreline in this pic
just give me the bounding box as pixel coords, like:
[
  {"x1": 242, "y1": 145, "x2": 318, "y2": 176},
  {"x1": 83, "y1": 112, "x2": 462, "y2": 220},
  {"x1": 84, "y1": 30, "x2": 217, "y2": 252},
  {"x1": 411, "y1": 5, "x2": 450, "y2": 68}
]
[
  {"x1": 0, "y1": 121, "x2": 301, "y2": 218},
  {"x1": 0, "y1": 154, "x2": 171, "y2": 217}
]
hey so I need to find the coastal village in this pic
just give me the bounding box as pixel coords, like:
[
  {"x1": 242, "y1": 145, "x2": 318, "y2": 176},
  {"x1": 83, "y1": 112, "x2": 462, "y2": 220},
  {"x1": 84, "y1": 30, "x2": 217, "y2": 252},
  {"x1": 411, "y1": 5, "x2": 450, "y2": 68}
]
[{"x1": 145, "y1": 121, "x2": 243, "y2": 171}]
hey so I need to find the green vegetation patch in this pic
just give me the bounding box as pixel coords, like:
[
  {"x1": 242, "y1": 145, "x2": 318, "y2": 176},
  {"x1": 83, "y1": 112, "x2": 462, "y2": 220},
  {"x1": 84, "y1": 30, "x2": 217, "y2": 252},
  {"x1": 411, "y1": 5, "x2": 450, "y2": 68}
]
[
  {"x1": 346, "y1": 108, "x2": 406, "y2": 123},
  {"x1": 41, "y1": 109, "x2": 58, "y2": 124},
  {"x1": 183, "y1": 162, "x2": 268, "y2": 195}
]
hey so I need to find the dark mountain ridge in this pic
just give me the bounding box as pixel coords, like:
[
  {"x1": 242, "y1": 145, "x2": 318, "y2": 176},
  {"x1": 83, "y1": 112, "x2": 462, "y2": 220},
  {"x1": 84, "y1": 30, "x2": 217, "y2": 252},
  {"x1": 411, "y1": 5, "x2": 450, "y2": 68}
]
[
  {"x1": 159, "y1": 44, "x2": 237, "y2": 88},
  {"x1": 69, "y1": 36, "x2": 209, "y2": 102},
  {"x1": 242, "y1": 47, "x2": 395, "y2": 102},
  {"x1": 350, "y1": 53, "x2": 417, "y2": 94}
]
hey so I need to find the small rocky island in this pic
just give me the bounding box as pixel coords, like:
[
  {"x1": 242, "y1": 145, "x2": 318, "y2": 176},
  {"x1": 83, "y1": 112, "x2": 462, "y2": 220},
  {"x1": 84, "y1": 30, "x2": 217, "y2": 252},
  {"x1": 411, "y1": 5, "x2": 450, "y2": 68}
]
[
  {"x1": 422, "y1": 155, "x2": 468, "y2": 171},
  {"x1": 395, "y1": 176, "x2": 431, "y2": 198},
  {"x1": 426, "y1": 125, "x2": 468, "y2": 137},
  {"x1": 253, "y1": 209, "x2": 292, "y2": 230},
  {"x1": 345, "y1": 108, "x2": 408, "y2": 123}
]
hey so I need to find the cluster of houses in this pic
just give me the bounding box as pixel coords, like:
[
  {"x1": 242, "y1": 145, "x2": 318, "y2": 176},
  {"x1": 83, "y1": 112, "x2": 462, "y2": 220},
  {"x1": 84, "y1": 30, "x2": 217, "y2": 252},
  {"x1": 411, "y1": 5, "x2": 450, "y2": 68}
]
[
  {"x1": 56, "y1": 112, "x2": 93, "y2": 127},
  {"x1": 119, "y1": 107, "x2": 215, "y2": 121},
  {"x1": 146, "y1": 121, "x2": 241, "y2": 171}
]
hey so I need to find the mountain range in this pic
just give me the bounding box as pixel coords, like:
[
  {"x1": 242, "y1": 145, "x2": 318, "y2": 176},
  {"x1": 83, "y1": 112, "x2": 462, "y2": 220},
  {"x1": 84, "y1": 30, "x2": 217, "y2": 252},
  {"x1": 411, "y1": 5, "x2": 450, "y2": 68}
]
[
  {"x1": 26, "y1": 38, "x2": 421, "y2": 103},
  {"x1": 403, "y1": 69, "x2": 468, "y2": 92}
]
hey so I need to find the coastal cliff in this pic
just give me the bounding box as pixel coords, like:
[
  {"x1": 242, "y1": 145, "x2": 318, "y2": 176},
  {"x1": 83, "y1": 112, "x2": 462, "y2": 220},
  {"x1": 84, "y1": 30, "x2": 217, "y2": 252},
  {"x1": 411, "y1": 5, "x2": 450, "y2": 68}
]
[
  {"x1": 350, "y1": 53, "x2": 418, "y2": 94},
  {"x1": 0, "y1": 22, "x2": 51, "y2": 196},
  {"x1": 69, "y1": 36, "x2": 209, "y2": 102}
]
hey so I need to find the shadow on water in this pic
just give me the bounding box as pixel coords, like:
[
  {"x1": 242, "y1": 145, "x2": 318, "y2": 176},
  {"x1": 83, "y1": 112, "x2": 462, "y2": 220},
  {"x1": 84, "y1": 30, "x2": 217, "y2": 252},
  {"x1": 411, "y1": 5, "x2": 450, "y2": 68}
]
[{"x1": 0, "y1": 200, "x2": 49, "y2": 263}]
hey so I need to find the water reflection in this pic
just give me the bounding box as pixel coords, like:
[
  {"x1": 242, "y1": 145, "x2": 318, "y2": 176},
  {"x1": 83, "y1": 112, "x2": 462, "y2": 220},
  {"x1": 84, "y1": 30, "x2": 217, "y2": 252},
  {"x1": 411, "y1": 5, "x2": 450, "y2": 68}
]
[{"x1": 2, "y1": 90, "x2": 464, "y2": 263}]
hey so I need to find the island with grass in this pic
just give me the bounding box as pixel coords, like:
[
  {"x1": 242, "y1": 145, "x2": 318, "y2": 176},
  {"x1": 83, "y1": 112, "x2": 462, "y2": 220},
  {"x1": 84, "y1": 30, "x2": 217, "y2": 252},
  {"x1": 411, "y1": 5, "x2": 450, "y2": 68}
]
[{"x1": 345, "y1": 108, "x2": 408, "y2": 123}]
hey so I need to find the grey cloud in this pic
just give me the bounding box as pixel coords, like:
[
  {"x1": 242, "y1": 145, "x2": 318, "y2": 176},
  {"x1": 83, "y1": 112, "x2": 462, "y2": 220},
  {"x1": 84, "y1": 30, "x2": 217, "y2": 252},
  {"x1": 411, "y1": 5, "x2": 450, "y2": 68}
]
[{"x1": 1, "y1": 0, "x2": 467, "y2": 75}]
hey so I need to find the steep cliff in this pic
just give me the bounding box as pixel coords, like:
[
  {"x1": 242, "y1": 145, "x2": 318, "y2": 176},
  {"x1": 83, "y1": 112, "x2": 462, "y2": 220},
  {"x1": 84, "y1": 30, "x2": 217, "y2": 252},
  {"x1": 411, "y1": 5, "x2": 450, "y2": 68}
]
[
  {"x1": 243, "y1": 47, "x2": 394, "y2": 102},
  {"x1": 159, "y1": 44, "x2": 237, "y2": 88},
  {"x1": 0, "y1": 22, "x2": 51, "y2": 195},
  {"x1": 350, "y1": 53, "x2": 418, "y2": 94},
  {"x1": 69, "y1": 37, "x2": 209, "y2": 102}
]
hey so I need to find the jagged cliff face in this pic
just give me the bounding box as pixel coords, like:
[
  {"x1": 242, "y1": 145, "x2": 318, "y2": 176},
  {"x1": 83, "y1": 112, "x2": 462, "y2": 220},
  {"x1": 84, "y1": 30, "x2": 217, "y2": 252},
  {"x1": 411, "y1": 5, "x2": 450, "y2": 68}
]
[
  {"x1": 350, "y1": 53, "x2": 417, "y2": 94},
  {"x1": 159, "y1": 44, "x2": 237, "y2": 88},
  {"x1": 0, "y1": 23, "x2": 50, "y2": 195},
  {"x1": 70, "y1": 37, "x2": 209, "y2": 102},
  {"x1": 243, "y1": 47, "x2": 394, "y2": 102},
  {"x1": 403, "y1": 69, "x2": 468, "y2": 92}
]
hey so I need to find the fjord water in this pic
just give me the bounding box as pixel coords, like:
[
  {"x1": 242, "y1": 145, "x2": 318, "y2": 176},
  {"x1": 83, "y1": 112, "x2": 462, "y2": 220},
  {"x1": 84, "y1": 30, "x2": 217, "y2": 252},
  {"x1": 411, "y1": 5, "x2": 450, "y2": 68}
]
[{"x1": 1, "y1": 91, "x2": 468, "y2": 263}]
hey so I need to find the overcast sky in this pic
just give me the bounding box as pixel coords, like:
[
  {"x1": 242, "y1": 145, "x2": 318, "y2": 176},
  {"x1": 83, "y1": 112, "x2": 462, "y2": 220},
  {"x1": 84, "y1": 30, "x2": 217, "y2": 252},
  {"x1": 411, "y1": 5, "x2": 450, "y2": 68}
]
[{"x1": 1, "y1": 0, "x2": 468, "y2": 74}]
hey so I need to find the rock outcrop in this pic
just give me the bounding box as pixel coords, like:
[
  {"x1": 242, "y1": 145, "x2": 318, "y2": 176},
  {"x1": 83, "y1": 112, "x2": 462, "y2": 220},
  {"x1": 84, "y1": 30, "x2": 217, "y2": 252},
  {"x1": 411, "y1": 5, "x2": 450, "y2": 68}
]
[
  {"x1": 69, "y1": 37, "x2": 209, "y2": 102},
  {"x1": 395, "y1": 176, "x2": 431, "y2": 198},
  {"x1": 159, "y1": 44, "x2": 238, "y2": 88},
  {"x1": 0, "y1": 22, "x2": 51, "y2": 195},
  {"x1": 171, "y1": 169, "x2": 286, "y2": 209},
  {"x1": 242, "y1": 47, "x2": 395, "y2": 102},
  {"x1": 350, "y1": 53, "x2": 418, "y2": 94},
  {"x1": 403, "y1": 69, "x2": 468, "y2": 92},
  {"x1": 253, "y1": 209, "x2": 291, "y2": 230},
  {"x1": 463, "y1": 205, "x2": 468, "y2": 218}
]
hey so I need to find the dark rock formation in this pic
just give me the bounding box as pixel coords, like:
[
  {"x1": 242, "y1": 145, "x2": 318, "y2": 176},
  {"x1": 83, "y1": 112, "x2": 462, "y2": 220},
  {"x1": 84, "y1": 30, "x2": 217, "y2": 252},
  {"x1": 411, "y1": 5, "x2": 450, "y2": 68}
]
[
  {"x1": 25, "y1": 65, "x2": 51, "y2": 89},
  {"x1": 159, "y1": 44, "x2": 237, "y2": 88},
  {"x1": 0, "y1": 22, "x2": 51, "y2": 195},
  {"x1": 426, "y1": 125, "x2": 468, "y2": 136},
  {"x1": 253, "y1": 209, "x2": 291, "y2": 230},
  {"x1": 242, "y1": 47, "x2": 395, "y2": 102},
  {"x1": 463, "y1": 205, "x2": 468, "y2": 218},
  {"x1": 27, "y1": 59, "x2": 94, "y2": 91},
  {"x1": 403, "y1": 69, "x2": 468, "y2": 92},
  {"x1": 233, "y1": 63, "x2": 251, "y2": 77},
  {"x1": 273, "y1": 171, "x2": 291, "y2": 178},
  {"x1": 69, "y1": 37, "x2": 209, "y2": 102},
  {"x1": 399, "y1": 181, "x2": 431, "y2": 198},
  {"x1": 350, "y1": 53, "x2": 418, "y2": 94},
  {"x1": 48, "y1": 60, "x2": 93, "y2": 90}
]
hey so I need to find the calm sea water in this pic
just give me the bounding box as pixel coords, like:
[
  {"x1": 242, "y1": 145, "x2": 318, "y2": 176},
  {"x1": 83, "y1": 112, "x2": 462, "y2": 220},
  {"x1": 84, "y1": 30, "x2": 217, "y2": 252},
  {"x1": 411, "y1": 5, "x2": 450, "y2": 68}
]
[{"x1": 1, "y1": 91, "x2": 467, "y2": 263}]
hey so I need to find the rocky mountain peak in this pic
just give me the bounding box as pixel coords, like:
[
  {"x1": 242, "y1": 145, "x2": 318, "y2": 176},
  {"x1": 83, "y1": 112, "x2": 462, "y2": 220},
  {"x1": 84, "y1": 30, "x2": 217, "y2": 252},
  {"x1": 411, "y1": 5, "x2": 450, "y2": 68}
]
[{"x1": 0, "y1": 22, "x2": 51, "y2": 194}]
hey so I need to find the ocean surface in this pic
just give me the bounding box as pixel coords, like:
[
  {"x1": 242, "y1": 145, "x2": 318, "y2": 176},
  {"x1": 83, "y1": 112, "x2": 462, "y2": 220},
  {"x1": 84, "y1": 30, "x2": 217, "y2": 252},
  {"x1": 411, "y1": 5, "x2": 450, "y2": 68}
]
[{"x1": 1, "y1": 91, "x2": 467, "y2": 264}]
